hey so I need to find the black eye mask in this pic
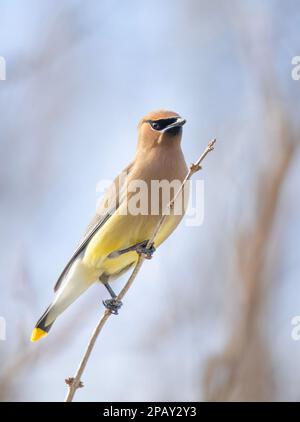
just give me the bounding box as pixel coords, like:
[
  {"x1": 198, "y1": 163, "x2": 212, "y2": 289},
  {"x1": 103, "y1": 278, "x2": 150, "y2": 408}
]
[{"x1": 147, "y1": 118, "x2": 178, "y2": 131}]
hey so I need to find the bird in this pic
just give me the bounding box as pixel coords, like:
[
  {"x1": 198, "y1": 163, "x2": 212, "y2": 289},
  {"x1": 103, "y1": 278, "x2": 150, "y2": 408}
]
[{"x1": 31, "y1": 110, "x2": 188, "y2": 342}]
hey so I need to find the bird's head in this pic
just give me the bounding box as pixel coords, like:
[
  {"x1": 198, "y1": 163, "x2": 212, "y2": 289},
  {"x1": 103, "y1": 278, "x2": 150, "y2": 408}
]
[{"x1": 137, "y1": 110, "x2": 186, "y2": 150}]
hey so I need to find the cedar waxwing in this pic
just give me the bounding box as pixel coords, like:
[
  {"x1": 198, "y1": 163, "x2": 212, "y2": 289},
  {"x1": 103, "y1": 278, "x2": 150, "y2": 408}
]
[{"x1": 31, "y1": 110, "x2": 188, "y2": 342}]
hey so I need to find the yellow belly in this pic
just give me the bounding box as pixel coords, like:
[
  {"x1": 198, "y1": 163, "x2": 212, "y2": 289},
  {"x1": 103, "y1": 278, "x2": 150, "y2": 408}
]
[{"x1": 82, "y1": 209, "x2": 183, "y2": 279}]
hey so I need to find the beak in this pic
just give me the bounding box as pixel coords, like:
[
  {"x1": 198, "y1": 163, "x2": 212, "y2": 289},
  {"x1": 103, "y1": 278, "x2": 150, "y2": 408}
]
[{"x1": 163, "y1": 117, "x2": 186, "y2": 133}]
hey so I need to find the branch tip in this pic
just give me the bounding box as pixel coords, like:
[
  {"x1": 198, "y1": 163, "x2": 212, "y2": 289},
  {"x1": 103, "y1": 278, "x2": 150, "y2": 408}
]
[{"x1": 208, "y1": 138, "x2": 217, "y2": 150}]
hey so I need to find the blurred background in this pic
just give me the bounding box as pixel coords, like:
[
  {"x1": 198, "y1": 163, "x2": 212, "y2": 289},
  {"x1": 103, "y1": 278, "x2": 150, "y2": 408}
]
[{"x1": 0, "y1": 0, "x2": 300, "y2": 402}]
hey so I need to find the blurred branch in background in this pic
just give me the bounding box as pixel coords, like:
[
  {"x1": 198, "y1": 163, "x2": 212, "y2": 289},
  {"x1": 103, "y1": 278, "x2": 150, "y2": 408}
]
[
  {"x1": 203, "y1": 128, "x2": 295, "y2": 401},
  {"x1": 203, "y1": 4, "x2": 298, "y2": 401},
  {"x1": 0, "y1": 3, "x2": 93, "y2": 401},
  {"x1": 0, "y1": 251, "x2": 93, "y2": 401},
  {"x1": 0, "y1": 306, "x2": 91, "y2": 401}
]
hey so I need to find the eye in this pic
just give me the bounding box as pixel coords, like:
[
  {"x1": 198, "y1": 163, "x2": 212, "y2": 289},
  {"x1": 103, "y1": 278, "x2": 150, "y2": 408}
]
[
  {"x1": 151, "y1": 121, "x2": 161, "y2": 131},
  {"x1": 148, "y1": 118, "x2": 178, "y2": 131}
]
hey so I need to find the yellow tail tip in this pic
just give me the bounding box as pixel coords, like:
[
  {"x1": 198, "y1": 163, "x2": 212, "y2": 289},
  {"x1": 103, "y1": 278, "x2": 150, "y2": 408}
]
[{"x1": 31, "y1": 328, "x2": 47, "y2": 342}]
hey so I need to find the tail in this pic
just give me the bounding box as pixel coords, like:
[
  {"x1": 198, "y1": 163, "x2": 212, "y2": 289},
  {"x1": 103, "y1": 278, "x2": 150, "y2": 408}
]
[{"x1": 31, "y1": 259, "x2": 96, "y2": 342}]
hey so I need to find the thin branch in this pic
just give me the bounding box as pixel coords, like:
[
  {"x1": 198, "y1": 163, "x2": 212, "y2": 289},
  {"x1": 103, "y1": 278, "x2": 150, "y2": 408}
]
[{"x1": 64, "y1": 139, "x2": 216, "y2": 402}]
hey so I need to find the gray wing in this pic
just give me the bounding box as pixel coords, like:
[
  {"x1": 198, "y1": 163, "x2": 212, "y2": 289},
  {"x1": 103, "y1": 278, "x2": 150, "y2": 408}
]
[{"x1": 53, "y1": 162, "x2": 133, "y2": 292}]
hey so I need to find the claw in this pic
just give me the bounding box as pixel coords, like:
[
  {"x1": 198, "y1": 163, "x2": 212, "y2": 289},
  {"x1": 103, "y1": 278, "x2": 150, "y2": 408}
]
[
  {"x1": 136, "y1": 242, "x2": 156, "y2": 259},
  {"x1": 102, "y1": 298, "x2": 123, "y2": 315},
  {"x1": 108, "y1": 240, "x2": 156, "y2": 260}
]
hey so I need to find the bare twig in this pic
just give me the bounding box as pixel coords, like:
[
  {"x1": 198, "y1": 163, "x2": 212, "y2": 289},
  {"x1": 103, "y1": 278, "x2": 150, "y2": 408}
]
[{"x1": 64, "y1": 139, "x2": 216, "y2": 402}]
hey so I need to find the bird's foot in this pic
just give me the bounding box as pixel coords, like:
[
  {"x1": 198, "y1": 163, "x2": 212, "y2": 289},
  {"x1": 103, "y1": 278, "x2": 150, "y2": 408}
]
[
  {"x1": 102, "y1": 298, "x2": 123, "y2": 315},
  {"x1": 136, "y1": 241, "x2": 156, "y2": 260}
]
